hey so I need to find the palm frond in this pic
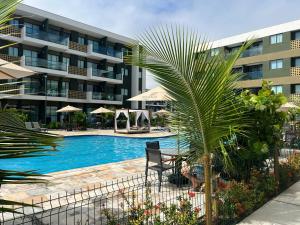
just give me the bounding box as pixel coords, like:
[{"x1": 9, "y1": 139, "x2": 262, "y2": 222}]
[{"x1": 126, "y1": 25, "x2": 252, "y2": 157}]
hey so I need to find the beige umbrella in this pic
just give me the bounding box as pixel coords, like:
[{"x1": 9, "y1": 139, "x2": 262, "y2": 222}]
[
  {"x1": 90, "y1": 107, "x2": 113, "y2": 114},
  {"x1": 0, "y1": 58, "x2": 35, "y2": 79},
  {"x1": 57, "y1": 105, "x2": 82, "y2": 131},
  {"x1": 57, "y1": 105, "x2": 82, "y2": 113},
  {"x1": 155, "y1": 109, "x2": 171, "y2": 116},
  {"x1": 127, "y1": 86, "x2": 175, "y2": 101},
  {"x1": 277, "y1": 102, "x2": 300, "y2": 112}
]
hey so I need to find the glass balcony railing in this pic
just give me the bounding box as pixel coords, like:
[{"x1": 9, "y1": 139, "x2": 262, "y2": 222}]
[
  {"x1": 92, "y1": 68, "x2": 122, "y2": 80},
  {"x1": 241, "y1": 71, "x2": 263, "y2": 80},
  {"x1": 26, "y1": 29, "x2": 69, "y2": 46},
  {"x1": 25, "y1": 57, "x2": 68, "y2": 71},
  {"x1": 92, "y1": 46, "x2": 123, "y2": 59},
  {"x1": 241, "y1": 47, "x2": 263, "y2": 57},
  {"x1": 92, "y1": 92, "x2": 122, "y2": 101}
]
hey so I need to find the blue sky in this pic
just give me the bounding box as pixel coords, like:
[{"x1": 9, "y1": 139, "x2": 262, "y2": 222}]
[{"x1": 23, "y1": 0, "x2": 300, "y2": 88}]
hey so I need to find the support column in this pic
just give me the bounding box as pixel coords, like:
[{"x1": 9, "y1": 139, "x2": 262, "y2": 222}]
[
  {"x1": 131, "y1": 46, "x2": 139, "y2": 109},
  {"x1": 141, "y1": 68, "x2": 146, "y2": 109}
]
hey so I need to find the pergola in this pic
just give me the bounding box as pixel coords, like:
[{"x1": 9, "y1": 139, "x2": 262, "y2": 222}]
[{"x1": 114, "y1": 109, "x2": 150, "y2": 134}]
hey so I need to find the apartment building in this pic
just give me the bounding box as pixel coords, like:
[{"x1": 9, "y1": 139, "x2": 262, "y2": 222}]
[
  {"x1": 210, "y1": 20, "x2": 300, "y2": 101},
  {"x1": 0, "y1": 4, "x2": 146, "y2": 123}
]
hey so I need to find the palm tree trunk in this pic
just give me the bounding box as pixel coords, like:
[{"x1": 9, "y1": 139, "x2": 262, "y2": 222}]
[
  {"x1": 274, "y1": 147, "x2": 279, "y2": 194},
  {"x1": 203, "y1": 153, "x2": 212, "y2": 225}
]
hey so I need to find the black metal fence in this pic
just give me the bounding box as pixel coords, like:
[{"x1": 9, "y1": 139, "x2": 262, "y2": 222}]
[{"x1": 0, "y1": 172, "x2": 205, "y2": 225}]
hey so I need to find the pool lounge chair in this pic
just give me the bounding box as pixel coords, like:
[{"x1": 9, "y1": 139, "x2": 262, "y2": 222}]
[
  {"x1": 25, "y1": 122, "x2": 33, "y2": 130},
  {"x1": 32, "y1": 122, "x2": 47, "y2": 132}
]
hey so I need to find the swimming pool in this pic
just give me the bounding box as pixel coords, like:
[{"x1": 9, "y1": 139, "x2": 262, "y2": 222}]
[{"x1": 1, "y1": 135, "x2": 176, "y2": 174}]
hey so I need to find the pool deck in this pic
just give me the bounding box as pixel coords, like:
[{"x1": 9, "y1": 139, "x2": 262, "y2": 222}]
[
  {"x1": 48, "y1": 129, "x2": 175, "y2": 138},
  {"x1": 1, "y1": 158, "x2": 147, "y2": 204}
]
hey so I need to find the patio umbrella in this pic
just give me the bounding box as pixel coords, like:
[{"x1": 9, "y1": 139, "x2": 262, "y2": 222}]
[
  {"x1": 277, "y1": 102, "x2": 300, "y2": 112},
  {"x1": 90, "y1": 107, "x2": 114, "y2": 114},
  {"x1": 57, "y1": 105, "x2": 82, "y2": 130},
  {"x1": 0, "y1": 58, "x2": 35, "y2": 79},
  {"x1": 127, "y1": 86, "x2": 175, "y2": 101}
]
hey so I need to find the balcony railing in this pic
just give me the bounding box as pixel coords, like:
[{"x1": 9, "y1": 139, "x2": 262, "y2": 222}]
[
  {"x1": 92, "y1": 68, "x2": 122, "y2": 80},
  {"x1": 289, "y1": 94, "x2": 300, "y2": 104},
  {"x1": 92, "y1": 46, "x2": 123, "y2": 59},
  {"x1": 291, "y1": 40, "x2": 300, "y2": 49},
  {"x1": 241, "y1": 47, "x2": 263, "y2": 57},
  {"x1": 291, "y1": 67, "x2": 300, "y2": 76},
  {"x1": 241, "y1": 71, "x2": 263, "y2": 80},
  {"x1": 25, "y1": 57, "x2": 68, "y2": 71},
  {"x1": 26, "y1": 29, "x2": 69, "y2": 46},
  {"x1": 0, "y1": 54, "x2": 20, "y2": 64},
  {"x1": 0, "y1": 25, "x2": 21, "y2": 38},
  {"x1": 0, "y1": 84, "x2": 20, "y2": 95},
  {"x1": 68, "y1": 66, "x2": 87, "y2": 76},
  {"x1": 92, "y1": 92, "x2": 122, "y2": 101},
  {"x1": 68, "y1": 90, "x2": 86, "y2": 99},
  {"x1": 69, "y1": 41, "x2": 87, "y2": 52}
]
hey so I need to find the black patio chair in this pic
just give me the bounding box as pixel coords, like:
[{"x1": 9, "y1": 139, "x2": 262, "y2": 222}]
[{"x1": 145, "y1": 147, "x2": 174, "y2": 192}]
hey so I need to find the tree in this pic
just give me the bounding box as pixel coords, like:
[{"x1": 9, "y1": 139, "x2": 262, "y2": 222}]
[
  {"x1": 0, "y1": 0, "x2": 60, "y2": 212},
  {"x1": 126, "y1": 26, "x2": 250, "y2": 225}
]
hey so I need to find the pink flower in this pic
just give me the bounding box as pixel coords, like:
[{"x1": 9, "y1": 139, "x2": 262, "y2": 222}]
[{"x1": 188, "y1": 191, "x2": 196, "y2": 198}]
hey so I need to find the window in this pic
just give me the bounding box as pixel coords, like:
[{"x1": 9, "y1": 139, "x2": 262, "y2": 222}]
[
  {"x1": 48, "y1": 54, "x2": 59, "y2": 70},
  {"x1": 139, "y1": 71, "x2": 142, "y2": 79},
  {"x1": 124, "y1": 68, "x2": 129, "y2": 76},
  {"x1": 121, "y1": 88, "x2": 128, "y2": 96},
  {"x1": 295, "y1": 31, "x2": 300, "y2": 40},
  {"x1": 211, "y1": 48, "x2": 220, "y2": 56},
  {"x1": 46, "y1": 80, "x2": 58, "y2": 96},
  {"x1": 8, "y1": 47, "x2": 18, "y2": 57},
  {"x1": 62, "y1": 57, "x2": 69, "y2": 66},
  {"x1": 295, "y1": 85, "x2": 300, "y2": 94},
  {"x1": 270, "y1": 34, "x2": 283, "y2": 44},
  {"x1": 271, "y1": 85, "x2": 283, "y2": 94},
  {"x1": 270, "y1": 59, "x2": 283, "y2": 69},
  {"x1": 78, "y1": 83, "x2": 84, "y2": 92},
  {"x1": 9, "y1": 19, "x2": 19, "y2": 27},
  {"x1": 78, "y1": 37, "x2": 85, "y2": 45},
  {"x1": 61, "y1": 81, "x2": 69, "y2": 97},
  {"x1": 77, "y1": 60, "x2": 84, "y2": 68},
  {"x1": 24, "y1": 22, "x2": 39, "y2": 35},
  {"x1": 46, "y1": 106, "x2": 57, "y2": 122},
  {"x1": 24, "y1": 50, "x2": 38, "y2": 66}
]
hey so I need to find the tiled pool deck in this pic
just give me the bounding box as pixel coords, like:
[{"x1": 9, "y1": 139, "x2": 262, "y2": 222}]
[{"x1": 1, "y1": 130, "x2": 174, "y2": 203}]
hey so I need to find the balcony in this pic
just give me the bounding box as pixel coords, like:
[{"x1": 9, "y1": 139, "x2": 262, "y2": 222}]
[
  {"x1": 69, "y1": 41, "x2": 87, "y2": 53},
  {"x1": 92, "y1": 46, "x2": 123, "y2": 59},
  {"x1": 68, "y1": 66, "x2": 87, "y2": 76},
  {"x1": 241, "y1": 47, "x2": 263, "y2": 57},
  {"x1": 289, "y1": 93, "x2": 300, "y2": 104},
  {"x1": 0, "y1": 25, "x2": 21, "y2": 38},
  {"x1": 291, "y1": 67, "x2": 300, "y2": 76},
  {"x1": 241, "y1": 71, "x2": 263, "y2": 80},
  {"x1": 92, "y1": 92, "x2": 122, "y2": 101},
  {"x1": 92, "y1": 69, "x2": 122, "y2": 80},
  {"x1": 291, "y1": 40, "x2": 300, "y2": 49},
  {"x1": 24, "y1": 57, "x2": 68, "y2": 72},
  {"x1": 25, "y1": 29, "x2": 68, "y2": 46},
  {"x1": 68, "y1": 90, "x2": 86, "y2": 100},
  {"x1": 0, "y1": 54, "x2": 20, "y2": 64}
]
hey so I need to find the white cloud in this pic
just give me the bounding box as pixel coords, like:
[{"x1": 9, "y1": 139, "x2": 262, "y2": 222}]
[{"x1": 23, "y1": 0, "x2": 300, "y2": 88}]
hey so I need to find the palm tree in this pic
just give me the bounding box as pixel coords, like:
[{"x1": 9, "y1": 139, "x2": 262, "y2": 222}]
[
  {"x1": 0, "y1": 0, "x2": 60, "y2": 213},
  {"x1": 126, "y1": 26, "x2": 251, "y2": 224}
]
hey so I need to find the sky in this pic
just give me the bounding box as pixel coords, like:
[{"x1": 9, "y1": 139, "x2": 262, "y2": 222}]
[{"x1": 23, "y1": 0, "x2": 300, "y2": 89}]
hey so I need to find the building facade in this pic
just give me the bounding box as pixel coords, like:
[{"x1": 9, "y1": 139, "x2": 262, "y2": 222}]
[
  {"x1": 0, "y1": 4, "x2": 146, "y2": 124},
  {"x1": 210, "y1": 19, "x2": 300, "y2": 100}
]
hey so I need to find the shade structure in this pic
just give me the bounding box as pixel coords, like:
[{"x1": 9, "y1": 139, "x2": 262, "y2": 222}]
[
  {"x1": 90, "y1": 107, "x2": 114, "y2": 114},
  {"x1": 56, "y1": 105, "x2": 82, "y2": 113},
  {"x1": 0, "y1": 58, "x2": 35, "y2": 79},
  {"x1": 127, "y1": 86, "x2": 174, "y2": 101},
  {"x1": 277, "y1": 102, "x2": 300, "y2": 112}
]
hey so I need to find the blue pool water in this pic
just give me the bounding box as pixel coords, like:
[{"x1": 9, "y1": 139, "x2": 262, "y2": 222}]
[{"x1": 1, "y1": 135, "x2": 176, "y2": 174}]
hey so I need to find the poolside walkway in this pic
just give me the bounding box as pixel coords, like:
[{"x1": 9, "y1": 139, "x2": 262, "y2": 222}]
[
  {"x1": 1, "y1": 158, "x2": 146, "y2": 204},
  {"x1": 48, "y1": 129, "x2": 175, "y2": 138},
  {"x1": 238, "y1": 180, "x2": 300, "y2": 225}
]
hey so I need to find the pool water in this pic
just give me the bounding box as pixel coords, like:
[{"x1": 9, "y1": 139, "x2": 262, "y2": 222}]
[{"x1": 1, "y1": 135, "x2": 176, "y2": 174}]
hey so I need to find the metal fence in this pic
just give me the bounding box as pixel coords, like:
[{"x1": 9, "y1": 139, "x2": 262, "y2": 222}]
[{"x1": 0, "y1": 172, "x2": 205, "y2": 225}]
